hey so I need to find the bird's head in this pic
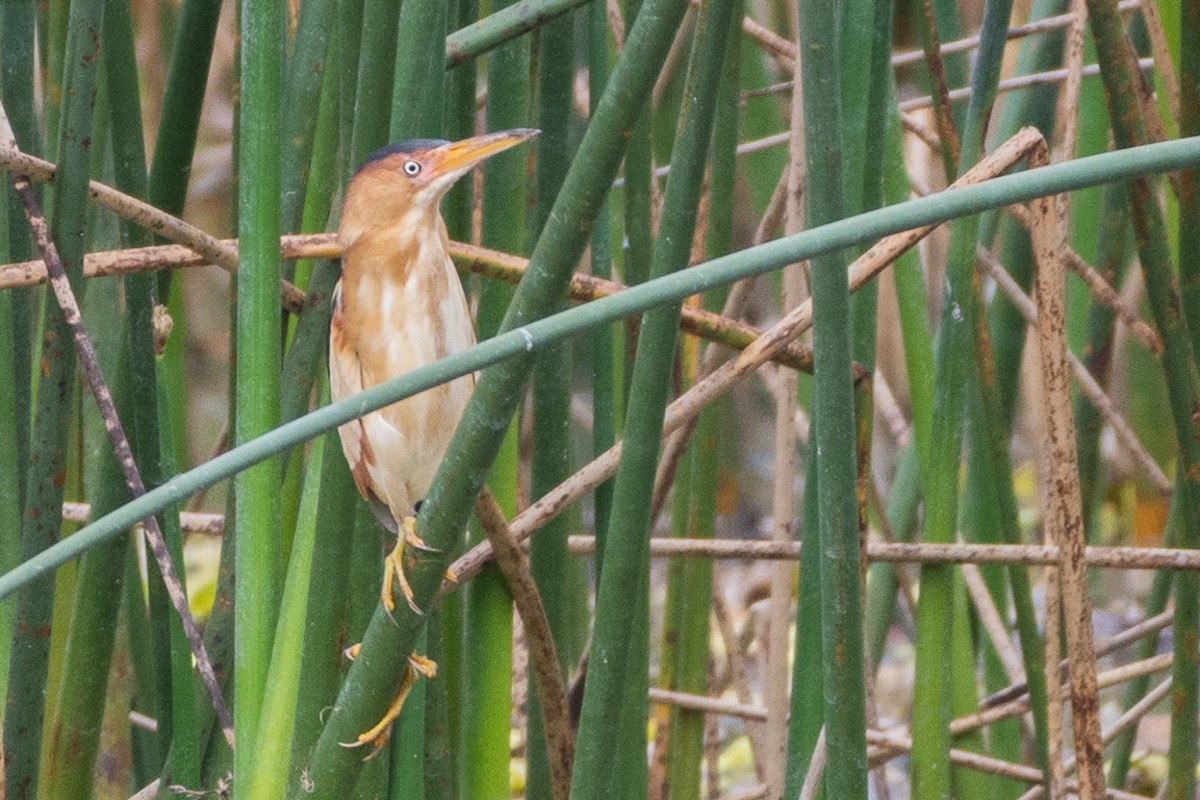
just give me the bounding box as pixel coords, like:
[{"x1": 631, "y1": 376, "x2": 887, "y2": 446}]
[{"x1": 343, "y1": 129, "x2": 540, "y2": 232}]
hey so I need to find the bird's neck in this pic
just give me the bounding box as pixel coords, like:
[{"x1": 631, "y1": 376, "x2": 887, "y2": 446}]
[{"x1": 336, "y1": 208, "x2": 456, "y2": 338}]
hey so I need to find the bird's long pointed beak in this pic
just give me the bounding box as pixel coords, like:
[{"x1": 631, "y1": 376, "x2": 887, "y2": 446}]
[{"x1": 431, "y1": 128, "x2": 539, "y2": 177}]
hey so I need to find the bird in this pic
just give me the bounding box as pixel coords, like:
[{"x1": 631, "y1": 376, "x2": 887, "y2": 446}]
[{"x1": 329, "y1": 129, "x2": 538, "y2": 747}]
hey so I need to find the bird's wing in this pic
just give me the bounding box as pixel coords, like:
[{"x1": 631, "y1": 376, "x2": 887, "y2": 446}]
[{"x1": 329, "y1": 282, "x2": 399, "y2": 533}]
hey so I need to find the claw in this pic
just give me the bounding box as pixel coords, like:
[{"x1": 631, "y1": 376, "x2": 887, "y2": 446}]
[
  {"x1": 381, "y1": 517, "x2": 424, "y2": 617},
  {"x1": 340, "y1": 653, "x2": 437, "y2": 754},
  {"x1": 402, "y1": 515, "x2": 440, "y2": 553}
]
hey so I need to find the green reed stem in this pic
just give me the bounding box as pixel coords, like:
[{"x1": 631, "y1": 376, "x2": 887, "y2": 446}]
[
  {"x1": 571, "y1": 4, "x2": 732, "y2": 798},
  {"x1": 3, "y1": 3, "x2": 104, "y2": 797},
  {"x1": 526, "y1": 8, "x2": 578, "y2": 800},
  {"x1": 234, "y1": 0, "x2": 283, "y2": 792},
  {"x1": 1087, "y1": 4, "x2": 1200, "y2": 797}
]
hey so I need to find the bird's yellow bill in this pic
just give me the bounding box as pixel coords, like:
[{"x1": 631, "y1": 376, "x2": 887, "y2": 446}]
[{"x1": 433, "y1": 128, "x2": 539, "y2": 176}]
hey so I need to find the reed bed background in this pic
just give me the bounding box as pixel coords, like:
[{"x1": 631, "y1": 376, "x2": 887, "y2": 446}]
[{"x1": 0, "y1": 0, "x2": 1199, "y2": 799}]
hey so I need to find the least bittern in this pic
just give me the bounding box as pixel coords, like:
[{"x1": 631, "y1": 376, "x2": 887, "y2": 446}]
[{"x1": 330, "y1": 129, "x2": 538, "y2": 747}]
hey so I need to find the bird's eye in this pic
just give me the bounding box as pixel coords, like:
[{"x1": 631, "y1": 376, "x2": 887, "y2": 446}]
[{"x1": 403, "y1": 160, "x2": 421, "y2": 176}]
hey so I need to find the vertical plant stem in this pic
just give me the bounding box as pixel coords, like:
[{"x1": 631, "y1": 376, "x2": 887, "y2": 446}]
[
  {"x1": 390, "y1": 0, "x2": 448, "y2": 142},
  {"x1": 280, "y1": 0, "x2": 336, "y2": 235},
  {"x1": 147, "y1": 0, "x2": 220, "y2": 307},
  {"x1": 423, "y1": 607, "x2": 454, "y2": 800},
  {"x1": 235, "y1": 0, "x2": 283, "y2": 791},
  {"x1": 911, "y1": 0, "x2": 1018, "y2": 797},
  {"x1": 622, "y1": 0, "x2": 654, "y2": 295},
  {"x1": 588, "y1": 0, "x2": 618, "y2": 568},
  {"x1": 102, "y1": 1, "x2": 200, "y2": 781},
  {"x1": 783, "y1": 443, "x2": 825, "y2": 798},
  {"x1": 2, "y1": 3, "x2": 103, "y2": 796},
  {"x1": 1086, "y1": 4, "x2": 1200, "y2": 799},
  {"x1": 348, "y1": 0, "x2": 400, "y2": 163},
  {"x1": 438, "y1": 3, "x2": 475, "y2": 790},
  {"x1": 244, "y1": 427, "x2": 327, "y2": 800},
  {"x1": 1170, "y1": 0, "x2": 1200, "y2": 796},
  {"x1": 286, "y1": 435, "x2": 356, "y2": 796},
  {"x1": 571, "y1": 4, "x2": 733, "y2": 799},
  {"x1": 0, "y1": 0, "x2": 39, "y2": 511},
  {"x1": 442, "y1": 0, "x2": 479, "y2": 244},
  {"x1": 463, "y1": 6, "x2": 531, "y2": 797},
  {"x1": 527, "y1": 8, "x2": 578, "y2": 800},
  {"x1": 0, "y1": 217, "x2": 15, "y2": 708},
  {"x1": 796, "y1": 0, "x2": 867, "y2": 795}
]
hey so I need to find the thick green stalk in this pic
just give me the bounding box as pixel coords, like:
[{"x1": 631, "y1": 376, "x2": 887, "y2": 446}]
[
  {"x1": 389, "y1": 625, "x2": 429, "y2": 800},
  {"x1": 864, "y1": 444, "x2": 921, "y2": 667},
  {"x1": 666, "y1": 439, "x2": 717, "y2": 800},
  {"x1": 423, "y1": 608, "x2": 454, "y2": 800},
  {"x1": 145, "y1": 0, "x2": 220, "y2": 218},
  {"x1": 243, "y1": 428, "x2": 326, "y2": 800},
  {"x1": 588, "y1": 0, "x2": 617, "y2": 564},
  {"x1": 783, "y1": 444, "x2": 825, "y2": 797},
  {"x1": 286, "y1": 435, "x2": 356, "y2": 796},
  {"x1": 622, "y1": 0, "x2": 654, "y2": 296},
  {"x1": 146, "y1": 0, "x2": 220, "y2": 305},
  {"x1": 38, "y1": 0, "x2": 70, "y2": 164},
  {"x1": 10, "y1": 139, "x2": 1200, "y2": 601},
  {"x1": 660, "y1": 13, "x2": 741, "y2": 795},
  {"x1": 445, "y1": 0, "x2": 592, "y2": 68},
  {"x1": 348, "y1": 0, "x2": 400, "y2": 164},
  {"x1": 277, "y1": 57, "x2": 342, "y2": 427},
  {"x1": 659, "y1": 437, "x2": 693, "y2": 795},
  {"x1": 37, "y1": 254, "x2": 127, "y2": 796},
  {"x1": 526, "y1": 8, "x2": 577, "y2": 800},
  {"x1": 461, "y1": 6, "x2": 531, "y2": 798},
  {"x1": 100, "y1": 3, "x2": 199, "y2": 783},
  {"x1": 796, "y1": 0, "x2": 866, "y2": 795},
  {"x1": 1086, "y1": 4, "x2": 1200, "y2": 798},
  {"x1": 38, "y1": 429, "x2": 131, "y2": 800},
  {"x1": 1173, "y1": 2, "x2": 1200, "y2": 794},
  {"x1": 234, "y1": 0, "x2": 283, "y2": 793},
  {"x1": 442, "y1": 0, "x2": 478, "y2": 245},
  {"x1": 3, "y1": 3, "x2": 104, "y2": 797},
  {"x1": 154, "y1": 378, "x2": 201, "y2": 786},
  {"x1": 477, "y1": 2, "x2": 530, "y2": 340},
  {"x1": 1183, "y1": 0, "x2": 1200, "y2": 356},
  {"x1": 1, "y1": 0, "x2": 39, "y2": 505},
  {"x1": 438, "y1": 2, "x2": 475, "y2": 787},
  {"x1": 338, "y1": 0, "x2": 365, "y2": 181},
  {"x1": 0, "y1": 216, "x2": 15, "y2": 706},
  {"x1": 390, "y1": 0, "x2": 447, "y2": 142},
  {"x1": 0, "y1": 0, "x2": 27, "y2": 698},
  {"x1": 910, "y1": 1, "x2": 1015, "y2": 797},
  {"x1": 571, "y1": 4, "x2": 733, "y2": 799},
  {"x1": 280, "y1": 0, "x2": 336, "y2": 234}
]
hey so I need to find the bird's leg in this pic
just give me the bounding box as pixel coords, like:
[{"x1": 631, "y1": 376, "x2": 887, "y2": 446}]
[
  {"x1": 381, "y1": 515, "x2": 439, "y2": 616},
  {"x1": 342, "y1": 653, "x2": 437, "y2": 754}
]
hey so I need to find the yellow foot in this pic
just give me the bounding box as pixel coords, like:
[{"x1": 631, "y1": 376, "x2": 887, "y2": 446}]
[
  {"x1": 381, "y1": 516, "x2": 440, "y2": 617},
  {"x1": 341, "y1": 653, "x2": 438, "y2": 754}
]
